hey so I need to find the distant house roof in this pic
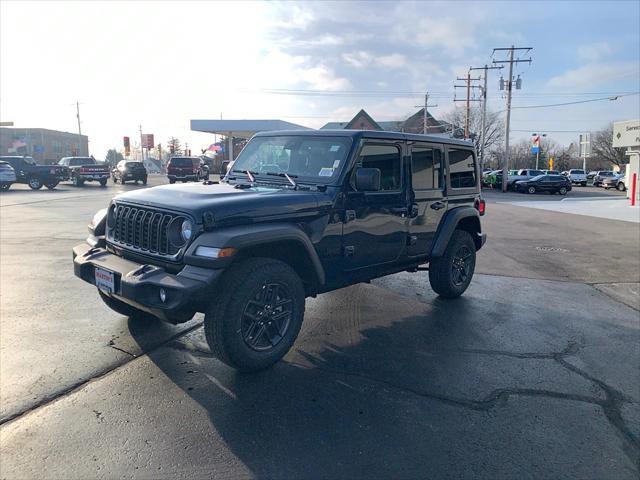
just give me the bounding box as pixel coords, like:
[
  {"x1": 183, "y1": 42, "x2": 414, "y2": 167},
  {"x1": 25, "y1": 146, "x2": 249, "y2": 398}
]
[
  {"x1": 320, "y1": 108, "x2": 448, "y2": 134},
  {"x1": 190, "y1": 119, "x2": 311, "y2": 138}
]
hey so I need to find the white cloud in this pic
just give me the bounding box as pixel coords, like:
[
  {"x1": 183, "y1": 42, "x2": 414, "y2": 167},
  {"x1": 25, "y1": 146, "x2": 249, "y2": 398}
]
[
  {"x1": 378, "y1": 53, "x2": 407, "y2": 68},
  {"x1": 577, "y1": 42, "x2": 613, "y2": 61},
  {"x1": 394, "y1": 17, "x2": 477, "y2": 56},
  {"x1": 299, "y1": 65, "x2": 352, "y2": 91},
  {"x1": 547, "y1": 61, "x2": 639, "y2": 89},
  {"x1": 342, "y1": 51, "x2": 373, "y2": 68}
]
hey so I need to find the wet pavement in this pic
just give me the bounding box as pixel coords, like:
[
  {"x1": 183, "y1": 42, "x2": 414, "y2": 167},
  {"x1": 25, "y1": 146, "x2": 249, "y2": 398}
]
[{"x1": 1, "y1": 176, "x2": 638, "y2": 479}]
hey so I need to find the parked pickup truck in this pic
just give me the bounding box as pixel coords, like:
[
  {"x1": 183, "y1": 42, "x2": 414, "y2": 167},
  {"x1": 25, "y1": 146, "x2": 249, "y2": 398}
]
[
  {"x1": 566, "y1": 169, "x2": 587, "y2": 186},
  {"x1": 0, "y1": 155, "x2": 69, "y2": 190},
  {"x1": 59, "y1": 156, "x2": 110, "y2": 187},
  {"x1": 506, "y1": 169, "x2": 545, "y2": 190}
]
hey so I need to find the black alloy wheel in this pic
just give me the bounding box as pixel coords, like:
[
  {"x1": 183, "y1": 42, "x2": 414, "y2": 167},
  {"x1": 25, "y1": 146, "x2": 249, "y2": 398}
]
[
  {"x1": 241, "y1": 282, "x2": 293, "y2": 351},
  {"x1": 451, "y1": 245, "x2": 473, "y2": 287},
  {"x1": 559, "y1": 186, "x2": 567, "y2": 195},
  {"x1": 528, "y1": 186, "x2": 536, "y2": 194}
]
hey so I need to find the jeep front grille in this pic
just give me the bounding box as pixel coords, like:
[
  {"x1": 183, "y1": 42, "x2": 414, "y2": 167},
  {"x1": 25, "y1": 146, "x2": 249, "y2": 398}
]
[{"x1": 107, "y1": 203, "x2": 185, "y2": 258}]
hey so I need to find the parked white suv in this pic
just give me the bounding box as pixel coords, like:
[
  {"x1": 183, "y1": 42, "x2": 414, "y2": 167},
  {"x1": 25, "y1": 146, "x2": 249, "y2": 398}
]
[{"x1": 567, "y1": 169, "x2": 587, "y2": 186}]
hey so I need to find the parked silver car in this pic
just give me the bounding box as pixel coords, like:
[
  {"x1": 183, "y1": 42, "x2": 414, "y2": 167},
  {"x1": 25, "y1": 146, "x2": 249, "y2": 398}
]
[{"x1": 0, "y1": 161, "x2": 17, "y2": 191}]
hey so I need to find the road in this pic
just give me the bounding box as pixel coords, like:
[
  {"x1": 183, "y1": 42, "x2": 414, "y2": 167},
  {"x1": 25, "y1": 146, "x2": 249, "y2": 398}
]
[{"x1": 1, "y1": 177, "x2": 638, "y2": 479}]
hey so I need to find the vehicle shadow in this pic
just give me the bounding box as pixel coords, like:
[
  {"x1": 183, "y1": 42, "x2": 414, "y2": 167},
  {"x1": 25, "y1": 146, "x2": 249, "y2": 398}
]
[{"x1": 128, "y1": 283, "x2": 639, "y2": 478}]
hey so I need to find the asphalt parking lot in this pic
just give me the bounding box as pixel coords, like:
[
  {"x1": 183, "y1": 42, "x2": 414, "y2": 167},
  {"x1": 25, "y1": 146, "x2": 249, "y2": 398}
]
[{"x1": 1, "y1": 177, "x2": 638, "y2": 479}]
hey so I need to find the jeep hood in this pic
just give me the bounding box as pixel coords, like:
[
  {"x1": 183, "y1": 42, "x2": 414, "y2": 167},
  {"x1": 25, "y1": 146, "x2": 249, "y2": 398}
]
[{"x1": 112, "y1": 182, "x2": 321, "y2": 225}]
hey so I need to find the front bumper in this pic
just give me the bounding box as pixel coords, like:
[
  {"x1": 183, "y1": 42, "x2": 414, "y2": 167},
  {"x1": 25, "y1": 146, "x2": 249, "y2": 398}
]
[{"x1": 73, "y1": 243, "x2": 223, "y2": 323}]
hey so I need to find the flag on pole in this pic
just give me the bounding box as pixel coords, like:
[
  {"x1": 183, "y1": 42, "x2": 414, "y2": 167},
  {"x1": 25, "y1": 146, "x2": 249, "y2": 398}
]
[{"x1": 531, "y1": 135, "x2": 540, "y2": 154}]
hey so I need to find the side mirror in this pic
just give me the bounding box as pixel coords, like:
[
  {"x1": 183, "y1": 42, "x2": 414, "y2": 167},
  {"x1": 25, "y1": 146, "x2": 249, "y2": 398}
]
[{"x1": 355, "y1": 167, "x2": 381, "y2": 192}]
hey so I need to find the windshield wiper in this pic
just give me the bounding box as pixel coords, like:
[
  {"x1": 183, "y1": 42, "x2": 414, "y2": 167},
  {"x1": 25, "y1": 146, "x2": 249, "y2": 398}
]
[
  {"x1": 266, "y1": 171, "x2": 298, "y2": 188},
  {"x1": 231, "y1": 169, "x2": 258, "y2": 182}
]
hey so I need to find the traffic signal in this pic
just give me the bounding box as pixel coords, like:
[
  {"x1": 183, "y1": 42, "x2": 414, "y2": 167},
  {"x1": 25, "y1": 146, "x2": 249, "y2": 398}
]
[{"x1": 123, "y1": 136, "x2": 130, "y2": 156}]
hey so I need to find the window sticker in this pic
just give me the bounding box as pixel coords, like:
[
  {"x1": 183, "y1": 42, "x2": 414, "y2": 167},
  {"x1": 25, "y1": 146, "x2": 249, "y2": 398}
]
[
  {"x1": 332, "y1": 159, "x2": 341, "y2": 169},
  {"x1": 318, "y1": 167, "x2": 334, "y2": 177},
  {"x1": 330, "y1": 145, "x2": 341, "y2": 152}
]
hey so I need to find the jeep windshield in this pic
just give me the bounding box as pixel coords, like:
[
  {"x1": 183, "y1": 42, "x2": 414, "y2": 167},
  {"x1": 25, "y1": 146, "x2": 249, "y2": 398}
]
[{"x1": 229, "y1": 135, "x2": 352, "y2": 184}]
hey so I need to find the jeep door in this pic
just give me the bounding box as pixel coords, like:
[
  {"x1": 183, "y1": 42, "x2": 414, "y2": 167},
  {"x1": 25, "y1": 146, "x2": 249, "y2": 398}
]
[
  {"x1": 342, "y1": 141, "x2": 408, "y2": 271},
  {"x1": 407, "y1": 142, "x2": 446, "y2": 257}
]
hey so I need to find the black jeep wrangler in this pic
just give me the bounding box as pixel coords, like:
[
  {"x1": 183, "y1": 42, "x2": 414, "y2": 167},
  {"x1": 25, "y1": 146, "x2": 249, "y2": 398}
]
[{"x1": 73, "y1": 130, "x2": 486, "y2": 371}]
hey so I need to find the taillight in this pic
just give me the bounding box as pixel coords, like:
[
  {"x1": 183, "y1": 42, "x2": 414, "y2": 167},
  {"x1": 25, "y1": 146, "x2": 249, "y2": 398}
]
[{"x1": 476, "y1": 198, "x2": 486, "y2": 216}]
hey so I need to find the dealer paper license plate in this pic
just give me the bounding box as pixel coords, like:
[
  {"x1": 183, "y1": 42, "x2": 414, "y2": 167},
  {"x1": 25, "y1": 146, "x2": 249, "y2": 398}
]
[{"x1": 94, "y1": 267, "x2": 115, "y2": 294}]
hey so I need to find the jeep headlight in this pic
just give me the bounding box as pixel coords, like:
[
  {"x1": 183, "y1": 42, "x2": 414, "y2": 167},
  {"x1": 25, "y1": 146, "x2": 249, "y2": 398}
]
[
  {"x1": 180, "y1": 219, "x2": 193, "y2": 242},
  {"x1": 88, "y1": 208, "x2": 107, "y2": 236}
]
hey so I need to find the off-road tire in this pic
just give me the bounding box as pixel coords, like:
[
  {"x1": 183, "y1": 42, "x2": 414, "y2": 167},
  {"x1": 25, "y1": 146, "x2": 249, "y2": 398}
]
[
  {"x1": 98, "y1": 290, "x2": 153, "y2": 320},
  {"x1": 428, "y1": 229, "x2": 476, "y2": 299},
  {"x1": 204, "y1": 258, "x2": 305, "y2": 372},
  {"x1": 28, "y1": 176, "x2": 43, "y2": 190}
]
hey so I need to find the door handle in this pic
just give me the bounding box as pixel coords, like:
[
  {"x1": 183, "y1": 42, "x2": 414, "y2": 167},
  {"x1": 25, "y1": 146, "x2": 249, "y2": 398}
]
[{"x1": 430, "y1": 201, "x2": 446, "y2": 210}]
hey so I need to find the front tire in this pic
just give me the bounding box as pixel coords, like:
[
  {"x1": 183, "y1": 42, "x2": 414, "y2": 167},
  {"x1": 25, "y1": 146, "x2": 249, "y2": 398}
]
[
  {"x1": 559, "y1": 186, "x2": 567, "y2": 195},
  {"x1": 428, "y1": 230, "x2": 476, "y2": 299},
  {"x1": 142, "y1": 176, "x2": 148, "y2": 185},
  {"x1": 617, "y1": 182, "x2": 626, "y2": 191},
  {"x1": 45, "y1": 181, "x2": 59, "y2": 190},
  {"x1": 528, "y1": 186, "x2": 536, "y2": 194},
  {"x1": 28, "y1": 176, "x2": 43, "y2": 190},
  {"x1": 204, "y1": 258, "x2": 305, "y2": 372},
  {"x1": 73, "y1": 175, "x2": 84, "y2": 187}
]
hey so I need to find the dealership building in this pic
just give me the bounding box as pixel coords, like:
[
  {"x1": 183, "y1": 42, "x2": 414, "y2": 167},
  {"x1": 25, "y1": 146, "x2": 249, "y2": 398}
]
[{"x1": 0, "y1": 127, "x2": 89, "y2": 164}]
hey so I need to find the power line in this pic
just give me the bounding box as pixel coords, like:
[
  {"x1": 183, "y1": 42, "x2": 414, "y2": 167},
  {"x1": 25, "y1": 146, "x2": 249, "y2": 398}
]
[{"x1": 510, "y1": 92, "x2": 639, "y2": 110}]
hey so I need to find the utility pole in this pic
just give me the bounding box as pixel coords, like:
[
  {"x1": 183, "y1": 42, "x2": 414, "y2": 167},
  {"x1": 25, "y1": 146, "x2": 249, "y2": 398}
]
[
  {"x1": 75, "y1": 101, "x2": 83, "y2": 155},
  {"x1": 414, "y1": 92, "x2": 438, "y2": 134},
  {"x1": 492, "y1": 46, "x2": 532, "y2": 191},
  {"x1": 469, "y1": 65, "x2": 503, "y2": 171},
  {"x1": 454, "y1": 74, "x2": 481, "y2": 139},
  {"x1": 139, "y1": 125, "x2": 144, "y2": 162}
]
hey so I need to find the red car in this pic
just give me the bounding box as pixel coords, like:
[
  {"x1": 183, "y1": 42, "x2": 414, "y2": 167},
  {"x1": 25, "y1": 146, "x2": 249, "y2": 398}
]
[{"x1": 167, "y1": 157, "x2": 208, "y2": 184}]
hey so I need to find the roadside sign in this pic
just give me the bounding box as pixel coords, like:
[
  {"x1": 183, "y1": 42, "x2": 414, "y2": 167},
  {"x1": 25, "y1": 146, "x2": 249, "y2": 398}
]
[
  {"x1": 142, "y1": 134, "x2": 155, "y2": 149},
  {"x1": 579, "y1": 133, "x2": 591, "y2": 157},
  {"x1": 613, "y1": 120, "x2": 640, "y2": 148}
]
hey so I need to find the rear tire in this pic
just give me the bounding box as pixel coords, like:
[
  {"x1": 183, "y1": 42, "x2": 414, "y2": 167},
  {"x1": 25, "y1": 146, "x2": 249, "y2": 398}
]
[
  {"x1": 45, "y1": 181, "x2": 59, "y2": 190},
  {"x1": 99, "y1": 179, "x2": 107, "y2": 187},
  {"x1": 73, "y1": 175, "x2": 84, "y2": 187},
  {"x1": 0, "y1": 184, "x2": 11, "y2": 191},
  {"x1": 142, "y1": 177, "x2": 148, "y2": 185},
  {"x1": 98, "y1": 290, "x2": 153, "y2": 320},
  {"x1": 28, "y1": 176, "x2": 43, "y2": 190},
  {"x1": 428, "y1": 230, "x2": 476, "y2": 299},
  {"x1": 204, "y1": 258, "x2": 305, "y2": 372},
  {"x1": 169, "y1": 179, "x2": 175, "y2": 184}
]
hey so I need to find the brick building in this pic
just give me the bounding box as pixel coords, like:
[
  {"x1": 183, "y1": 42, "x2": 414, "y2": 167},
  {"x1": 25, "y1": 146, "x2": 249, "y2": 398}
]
[
  {"x1": 321, "y1": 108, "x2": 450, "y2": 135},
  {"x1": 0, "y1": 127, "x2": 89, "y2": 164}
]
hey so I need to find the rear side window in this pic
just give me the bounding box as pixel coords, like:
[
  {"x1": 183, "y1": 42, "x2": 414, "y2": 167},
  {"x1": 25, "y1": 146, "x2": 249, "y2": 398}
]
[
  {"x1": 411, "y1": 144, "x2": 442, "y2": 190},
  {"x1": 170, "y1": 158, "x2": 193, "y2": 167},
  {"x1": 357, "y1": 144, "x2": 401, "y2": 191},
  {"x1": 448, "y1": 149, "x2": 476, "y2": 189}
]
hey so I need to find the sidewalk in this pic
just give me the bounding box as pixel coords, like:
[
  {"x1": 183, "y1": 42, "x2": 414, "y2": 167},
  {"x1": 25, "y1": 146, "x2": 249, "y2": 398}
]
[{"x1": 501, "y1": 197, "x2": 640, "y2": 223}]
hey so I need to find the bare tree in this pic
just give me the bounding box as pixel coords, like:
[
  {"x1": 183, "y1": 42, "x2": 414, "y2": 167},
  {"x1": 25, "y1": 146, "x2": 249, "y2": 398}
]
[
  {"x1": 591, "y1": 123, "x2": 627, "y2": 168},
  {"x1": 443, "y1": 104, "x2": 504, "y2": 154}
]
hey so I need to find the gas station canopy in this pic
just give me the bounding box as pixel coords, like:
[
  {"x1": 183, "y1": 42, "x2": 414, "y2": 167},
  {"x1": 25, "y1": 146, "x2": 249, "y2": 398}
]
[{"x1": 190, "y1": 119, "x2": 310, "y2": 139}]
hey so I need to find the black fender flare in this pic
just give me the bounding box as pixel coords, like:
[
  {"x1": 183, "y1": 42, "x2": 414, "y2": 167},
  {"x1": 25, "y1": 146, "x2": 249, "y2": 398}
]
[
  {"x1": 430, "y1": 207, "x2": 483, "y2": 257},
  {"x1": 184, "y1": 223, "x2": 326, "y2": 286}
]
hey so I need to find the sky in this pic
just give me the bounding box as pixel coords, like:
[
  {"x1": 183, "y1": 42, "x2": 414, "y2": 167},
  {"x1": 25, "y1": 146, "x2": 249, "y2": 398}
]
[{"x1": 1, "y1": 0, "x2": 639, "y2": 158}]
